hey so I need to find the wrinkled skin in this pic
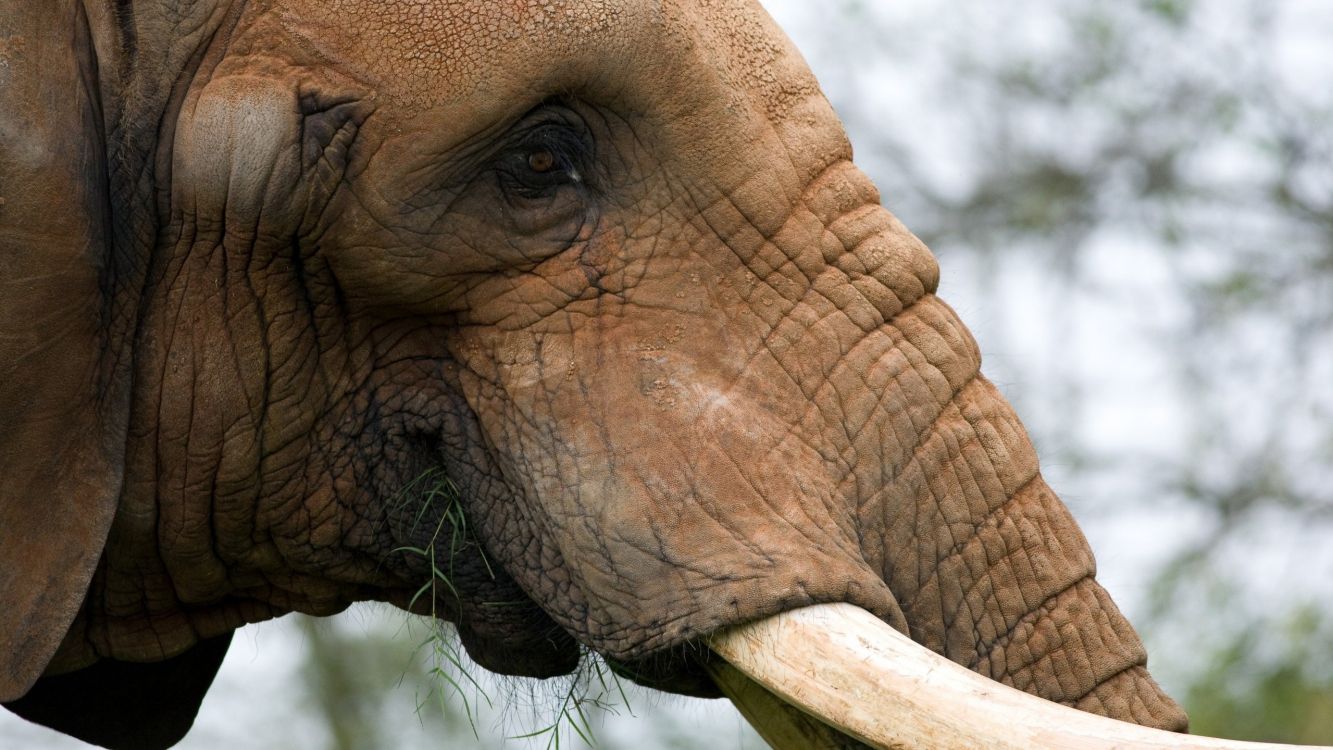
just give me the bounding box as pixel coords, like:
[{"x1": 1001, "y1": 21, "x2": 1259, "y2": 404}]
[{"x1": 0, "y1": 0, "x2": 1187, "y2": 746}]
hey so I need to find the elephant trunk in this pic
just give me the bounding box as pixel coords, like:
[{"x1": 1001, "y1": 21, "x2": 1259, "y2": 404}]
[
  {"x1": 860, "y1": 366, "x2": 1187, "y2": 728},
  {"x1": 705, "y1": 243, "x2": 1186, "y2": 730}
]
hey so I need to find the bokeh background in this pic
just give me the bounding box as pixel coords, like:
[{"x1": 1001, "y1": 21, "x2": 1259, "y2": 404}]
[{"x1": 4, "y1": 0, "x2": 1331, "y2": 746}]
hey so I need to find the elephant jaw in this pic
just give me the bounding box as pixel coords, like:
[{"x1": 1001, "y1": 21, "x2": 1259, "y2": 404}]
[{"x1": 705, "y1": 604, "x2": 1319, "y2": 750}]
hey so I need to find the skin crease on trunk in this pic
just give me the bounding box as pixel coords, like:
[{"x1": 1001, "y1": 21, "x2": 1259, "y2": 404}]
[{"x1": 0, "y1": 0, "x2": 1188, "y2": 745}]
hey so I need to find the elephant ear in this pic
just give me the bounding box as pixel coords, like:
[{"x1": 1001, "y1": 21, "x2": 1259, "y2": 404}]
[
  {"x1": 0, "y1": 1, "x2": 127, "y2": 700},
  {"x1": 4, "y1": 634, "x2": 235, "y2": 750}
]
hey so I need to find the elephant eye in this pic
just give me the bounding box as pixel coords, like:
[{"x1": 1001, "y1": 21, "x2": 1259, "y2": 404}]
[
  {"x1": 498, "y1": 121, "x2": 590, "y2": 201},
  {"x1": 527, "y1": 149, "x2": 557, "y2": 174}
]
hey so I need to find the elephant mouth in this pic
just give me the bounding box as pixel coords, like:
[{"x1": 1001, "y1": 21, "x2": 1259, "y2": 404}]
[{"x1": 383, "y1": 453, "x2": 583, "y2": 679}]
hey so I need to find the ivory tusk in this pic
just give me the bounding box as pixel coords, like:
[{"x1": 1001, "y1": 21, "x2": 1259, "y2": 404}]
[
  {"x1": 707, "y1": 603, "x2": 1331, "y2": 750},
  {"x1": 703, "y1": 658, "x2": 871, "y2": 749}
]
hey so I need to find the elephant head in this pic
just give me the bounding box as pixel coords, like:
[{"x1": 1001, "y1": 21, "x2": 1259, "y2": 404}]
[{"x1": 0, "y1": 0, "x2": 1188, "y2": 747}]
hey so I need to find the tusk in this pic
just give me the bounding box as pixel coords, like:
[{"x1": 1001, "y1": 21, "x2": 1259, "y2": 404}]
[
  {"x1": 703, "y1": 658, "x2": 871, "y2": 749},
  {"x1": 707, "y1": 603, "x2": 1331, "y2": 750}
]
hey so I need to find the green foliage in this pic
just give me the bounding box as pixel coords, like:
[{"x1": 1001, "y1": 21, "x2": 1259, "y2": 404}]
[
  {"x1": 391, "y1": 469, "x2": 495, "y2": 734},
  {"x1": 293, "y1": 613, "x2": 488, "y2": 750},
  {"x1": 510, "y1": 655, "x2": 635, "y2": 750},
  {"x1": 395, "y1": 470, "x2": 634, "y2": 749},
  {"x1": 1141, "y1": 0, "x2": 1192, "y2": 25},
  {"x1": 393, "y1": 468, "x2": 493, "y2": 611},
  {"x1": 413, "y1": 622, "x2": 492, "y2": 740},
  {"x1": 1185, "y1": 607, "x2": 1333, "y2": 744}
]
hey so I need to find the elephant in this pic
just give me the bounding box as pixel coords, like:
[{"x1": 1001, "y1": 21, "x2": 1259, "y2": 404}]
[{"x1": 0, "y1": 0, "x2": 1190, "y2": 747}]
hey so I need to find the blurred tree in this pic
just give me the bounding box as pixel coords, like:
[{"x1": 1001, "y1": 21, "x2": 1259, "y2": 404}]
[
  {"x1": 293, "y1": 612, "x2": 500, "y2": 750},
  {"x1": 285, "y1": 606, "x2": 768, "y2": 749},
  {"x1": 1183, "y1": 606, "x2": 1333, "y2": 743}
]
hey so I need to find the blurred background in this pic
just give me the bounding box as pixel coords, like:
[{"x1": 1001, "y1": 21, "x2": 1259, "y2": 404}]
[{"x1": 4, "y1": 0, "x2": 1331, "y2": 746}]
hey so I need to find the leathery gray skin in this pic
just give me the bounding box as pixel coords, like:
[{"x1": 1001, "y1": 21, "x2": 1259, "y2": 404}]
[{"x1": 0, "y1": 1, "x2": 1187, "y2": 747}]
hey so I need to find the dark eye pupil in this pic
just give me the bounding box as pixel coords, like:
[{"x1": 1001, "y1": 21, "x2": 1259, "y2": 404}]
[{"x1": 527, "y1": 150, "x2": 556, "y2": 173}]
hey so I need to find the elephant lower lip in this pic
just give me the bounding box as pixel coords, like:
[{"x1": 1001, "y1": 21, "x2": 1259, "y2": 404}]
[{"x1": 453, "y1": 615, "x2": 580, "y2": 679}]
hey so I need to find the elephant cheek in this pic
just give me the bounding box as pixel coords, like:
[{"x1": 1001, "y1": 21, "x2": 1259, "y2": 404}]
[
  {"x1": 520, "y1": 412, "x2": 909, "y2": 665},
  {"x1": 444, "y1": 316, "x2": 919, "y2": 667}
]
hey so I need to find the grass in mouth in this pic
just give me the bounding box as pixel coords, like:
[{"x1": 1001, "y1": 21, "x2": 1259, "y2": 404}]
[{"x1": 394, "y1": 469, "x2": 634, "y2": 747}]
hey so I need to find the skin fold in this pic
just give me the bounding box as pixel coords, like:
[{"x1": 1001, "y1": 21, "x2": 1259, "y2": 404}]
[{"x1": 0, "y1": 0, "x2": 1187, "y2": 746}]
